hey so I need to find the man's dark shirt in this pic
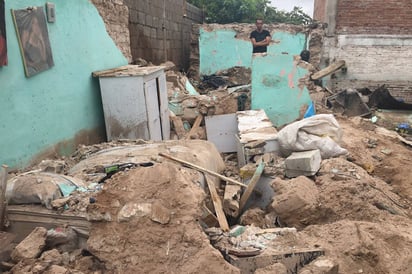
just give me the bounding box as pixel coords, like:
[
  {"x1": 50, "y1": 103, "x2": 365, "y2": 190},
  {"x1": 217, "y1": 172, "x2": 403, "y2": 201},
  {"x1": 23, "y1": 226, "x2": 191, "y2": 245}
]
[{"x1": 250, "y1": 30, "x2": 271, "y2": 53}]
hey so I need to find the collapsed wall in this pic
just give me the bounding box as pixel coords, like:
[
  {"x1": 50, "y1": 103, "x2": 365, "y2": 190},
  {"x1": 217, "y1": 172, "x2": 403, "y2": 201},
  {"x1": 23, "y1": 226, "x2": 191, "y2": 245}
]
[
  {"x1": 314, "y1": 0, "x2": 412, "y2": 103},
  {"x1": 188, "y1": 23, "x2": 324, "y2": 79},
  {"x1": 92, "y1": 0, "x2": 132, "y2": 62}
]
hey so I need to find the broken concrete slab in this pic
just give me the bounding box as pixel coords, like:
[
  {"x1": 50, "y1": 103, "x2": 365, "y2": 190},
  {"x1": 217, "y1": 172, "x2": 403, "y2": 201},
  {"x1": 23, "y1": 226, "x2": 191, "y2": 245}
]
[
  {"x1": 11, "y1": 227, "x2": 47, "y2": 261},
  {"x1": 236, "y1": 110, "x2": 279, "y2": 167},
  {"x1": 254, "y1": 262, "x2": 287, "y2": 274},
  {"x1": 285, "y1": 149, "x2": 321, "y2": 178},
  {"x1": 299, "y1": 256, "x2": 339, "y2": 274},
  {"x1": 40, "y1": 249, "x2": 63, "y2": 265},
  {"x1": 227, "y1": 248, "x2": 324, "y2": 274}
]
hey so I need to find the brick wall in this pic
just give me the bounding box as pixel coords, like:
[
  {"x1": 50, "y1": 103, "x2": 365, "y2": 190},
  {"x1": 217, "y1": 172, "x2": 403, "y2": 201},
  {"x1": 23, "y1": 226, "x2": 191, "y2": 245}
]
[
  {"x1": 124, "y1": 0, "x2": 203, "y2": 70},
  {"x1": 336, "y1": 0, "x2": 412, "y2": 35},
  {"x1": 92, "y1": 0, "x2": 132, "y2": 62},
  {"x1": 312, "y1": 0, "x2": 412, "y2": 103}
]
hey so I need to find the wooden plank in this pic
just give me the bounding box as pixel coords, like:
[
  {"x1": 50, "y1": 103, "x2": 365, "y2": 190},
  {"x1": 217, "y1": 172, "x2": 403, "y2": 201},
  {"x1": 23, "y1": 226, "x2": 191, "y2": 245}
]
[
  {"x1": 170, "y1": 111, "x2": 186, "y2": 139},
  {"x1": 186, "y1": 114, "x2": 203, "y2": 140},
  {"x1": 157, "y1": 73, "x2": 170, "y2": 140},
  {"x1": 239, "y1": 162, "x2": 265, "y2": 212},
  {"x1": 201, "y1": 205, "x2": 219, "y2": 228},
  {"x1": 0, "y1": 165, "x2": 8, "y2": 231},
  {"x1": 92, "y1": 65, "x2": 131, "y2": 77},
  {"x1": 204, "y1": 175, "x2": 229, "y2": 231},
  {"x1": 144, "y1": 79, "x2": 162, "y2": 141},
  {"x1": 158, "y1": 153, "x2": 247, "y2": 188},
  {"x1": 311, "y1": 60, "x2": 346, "y2": 80}
]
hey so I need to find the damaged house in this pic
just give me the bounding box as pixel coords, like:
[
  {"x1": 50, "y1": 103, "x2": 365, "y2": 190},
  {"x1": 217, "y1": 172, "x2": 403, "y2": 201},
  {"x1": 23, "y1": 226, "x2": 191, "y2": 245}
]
[{"x1": 0, "y1": 0, "x2": 412, "y2": 274}]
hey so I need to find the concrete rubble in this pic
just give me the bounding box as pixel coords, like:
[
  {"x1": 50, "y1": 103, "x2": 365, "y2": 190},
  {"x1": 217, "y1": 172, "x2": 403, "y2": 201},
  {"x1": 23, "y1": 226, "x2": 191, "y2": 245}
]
[{"x1": 1, "y1": 23, "x2": 412, "y2": 274}]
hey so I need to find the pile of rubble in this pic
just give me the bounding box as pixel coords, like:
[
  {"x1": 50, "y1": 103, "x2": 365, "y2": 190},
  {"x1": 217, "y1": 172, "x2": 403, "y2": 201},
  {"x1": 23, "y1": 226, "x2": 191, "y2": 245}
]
[{"x1": 1, "y1": 55, "x2": 412, "y2": 274}]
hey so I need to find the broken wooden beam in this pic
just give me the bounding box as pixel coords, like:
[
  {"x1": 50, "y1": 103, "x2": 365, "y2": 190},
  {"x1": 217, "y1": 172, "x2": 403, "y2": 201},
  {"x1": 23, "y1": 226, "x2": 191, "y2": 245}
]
[
  {"x1": 223, "y1": 184, "x2": 242, "y2": 218},
  {"x1": 170, "y1": 111, "x2": 187, "y2": 139},
  {"x1": 200, "y1": 204, "x2": 219, "y2": 228},
  {"x1": 0, "y1": 165, "x2": 8, "y2": 231},
  {"x1": 204, "y1": 175, "x2": 229, "y2": 231},
  {"x1": 310, "y1": 60, "x2": 346, "y2": 80},
  {"x1": 186, "y1": 114, "x2": 203, "y2": 139},
  {"x1": 239, "y1": 162, "x2": 265, "y2": 212},
  {"x1": 158, "y1": 153, "x2": 247, "y2": 188}
]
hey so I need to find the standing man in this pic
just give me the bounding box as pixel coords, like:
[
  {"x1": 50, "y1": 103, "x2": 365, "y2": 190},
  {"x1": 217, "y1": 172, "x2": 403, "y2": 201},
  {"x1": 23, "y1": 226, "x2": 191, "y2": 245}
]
[{"x1": 250, "y1": 19, "x2": 271, "y2": 54}]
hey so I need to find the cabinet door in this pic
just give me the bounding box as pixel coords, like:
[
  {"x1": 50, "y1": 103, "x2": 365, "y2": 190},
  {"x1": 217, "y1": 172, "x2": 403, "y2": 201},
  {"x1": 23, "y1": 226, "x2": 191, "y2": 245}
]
[
  {"x1": 144, "y1": 79, "x2": 162, "y2": 141},
  {"x1": 157, "y1": 73, "x2": 170, "y2": 140}
]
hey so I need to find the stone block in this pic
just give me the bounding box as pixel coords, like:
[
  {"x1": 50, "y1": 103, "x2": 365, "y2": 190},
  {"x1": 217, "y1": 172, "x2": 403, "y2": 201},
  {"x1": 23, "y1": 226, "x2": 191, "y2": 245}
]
[
  {"x1": 11, "y1": 227, "x2": 47, "y2": 261},
  {"x1": 285, "y1": 149, "x2": 321, "y2": 178},
  {"x1": 298, "y1": 256, "x2": 339, "y2": 274}
]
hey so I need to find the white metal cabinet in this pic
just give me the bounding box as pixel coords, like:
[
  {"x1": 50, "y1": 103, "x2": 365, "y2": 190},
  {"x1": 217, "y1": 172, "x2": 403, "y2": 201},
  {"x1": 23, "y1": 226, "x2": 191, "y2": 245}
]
[{"x1": 94, "y1": 65, "x2": 170, "y2": 141}]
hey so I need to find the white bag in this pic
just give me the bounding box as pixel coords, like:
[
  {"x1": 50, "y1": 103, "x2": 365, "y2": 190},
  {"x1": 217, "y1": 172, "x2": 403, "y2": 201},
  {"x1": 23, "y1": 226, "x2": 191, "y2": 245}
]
[{"x1": 277, "y1": 114, "x2": 348, "y2": 159}]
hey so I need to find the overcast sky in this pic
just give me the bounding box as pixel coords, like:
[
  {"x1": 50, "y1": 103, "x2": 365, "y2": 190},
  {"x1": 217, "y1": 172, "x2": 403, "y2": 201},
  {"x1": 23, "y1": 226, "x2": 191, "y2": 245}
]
[{"x1": 270, "y1": 0, "x2": 314, "y2": 17}]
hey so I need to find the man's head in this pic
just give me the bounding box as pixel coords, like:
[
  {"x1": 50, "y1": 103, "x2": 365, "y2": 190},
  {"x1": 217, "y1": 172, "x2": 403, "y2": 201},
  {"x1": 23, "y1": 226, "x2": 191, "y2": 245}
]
[{"x1": 255, "y1": 19, "x2": 263, "y2": 31}]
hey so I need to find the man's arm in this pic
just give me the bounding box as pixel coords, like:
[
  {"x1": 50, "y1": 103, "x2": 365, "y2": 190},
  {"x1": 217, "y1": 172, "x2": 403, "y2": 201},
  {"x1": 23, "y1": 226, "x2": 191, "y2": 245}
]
[{"x1": 250, "y1": 37, "x2": 270, "y2": 47}]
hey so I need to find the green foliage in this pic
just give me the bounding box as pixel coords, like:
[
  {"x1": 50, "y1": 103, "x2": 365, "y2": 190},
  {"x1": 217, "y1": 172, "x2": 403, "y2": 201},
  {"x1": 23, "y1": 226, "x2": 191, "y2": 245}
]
[{"x1": 187, "y1": 0, "x2": 312, "y2": 25}]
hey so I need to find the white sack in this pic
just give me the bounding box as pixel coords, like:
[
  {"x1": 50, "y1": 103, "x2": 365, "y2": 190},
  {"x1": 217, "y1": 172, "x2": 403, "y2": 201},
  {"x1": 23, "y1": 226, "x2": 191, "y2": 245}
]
[{"x1": 277, "y1": 114, "x2": 348, "y2": 159}]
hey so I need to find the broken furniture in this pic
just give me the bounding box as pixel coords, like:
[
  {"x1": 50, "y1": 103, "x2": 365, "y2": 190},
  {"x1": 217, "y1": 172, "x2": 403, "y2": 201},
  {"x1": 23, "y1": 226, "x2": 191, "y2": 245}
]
[{"x1": 93, "y1": 65, "x2": 170, "y2": 141}]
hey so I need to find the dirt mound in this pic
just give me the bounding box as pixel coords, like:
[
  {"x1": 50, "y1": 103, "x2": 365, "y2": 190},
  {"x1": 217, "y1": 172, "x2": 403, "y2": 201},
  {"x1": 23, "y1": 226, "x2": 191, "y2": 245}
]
[
  {"x1": 86, "y1": 162, "x2": 239, "y2": 273},
  {"x1": 297, "y1": 220, "x2": 412, "y2": 274},
  {"x1": 338, "y1": 116, "x2": 412, "y2": 199}
]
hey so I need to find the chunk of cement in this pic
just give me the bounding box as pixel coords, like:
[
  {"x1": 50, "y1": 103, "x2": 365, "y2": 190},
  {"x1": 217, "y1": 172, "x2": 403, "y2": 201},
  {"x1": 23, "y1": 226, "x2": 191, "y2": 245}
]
[
  {"x1": 285, "y1": 149, "x2": 321, "y2": 178},
  {"x1": 11, "y1": 227, "x2": 47, "y2": 261},
  {"x1": 299, "y1": 256, "x2": 339, "y2": 274}
]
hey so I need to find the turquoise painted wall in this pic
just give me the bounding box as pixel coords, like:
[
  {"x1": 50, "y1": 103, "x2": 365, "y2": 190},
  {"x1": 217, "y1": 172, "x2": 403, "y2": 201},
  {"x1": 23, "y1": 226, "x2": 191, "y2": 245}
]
[
  {"x1": 251, "y1": 54, "x2": 312, "y2": 127},
  {"x1": 0, "y1": 0, "x2": 127, "y2": 168},
  {"x1": 199, "y1": 27, "x2": 311, "y2": 127},
  {"x1": 199, "y1": 28, "x2": 306, "y2": 75}
]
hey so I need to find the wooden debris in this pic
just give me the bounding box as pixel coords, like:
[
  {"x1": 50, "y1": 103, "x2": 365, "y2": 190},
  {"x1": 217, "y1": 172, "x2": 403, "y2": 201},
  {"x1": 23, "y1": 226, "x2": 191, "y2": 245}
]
[
  {"x1": 186, "y1": 114, "x2": 203, "y2": 139},
  {"x1": 239, "y1": 162, "x2": 265, "y2": 212},
  {"x1": 204, "y1": 175, "x2": 229, "y2": 231},
  {"x1": 245, "y1": 140, "x2": 266, "y2": 149},
  {"x1": 158, "y1": 153, "x2": 247, "y2": 188},
  {"x1": 201, "y1": 205, "x2": 219, "y2": 228},
  {"x1": 170, "y1": 113, "x2": 187, "y2": 139},
  {"x1": 91, "y1": 65, "x2": 130, "y2": 77},
  {"x1": 311, "y1": 60, "x2": 346, "y2": 80}
]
